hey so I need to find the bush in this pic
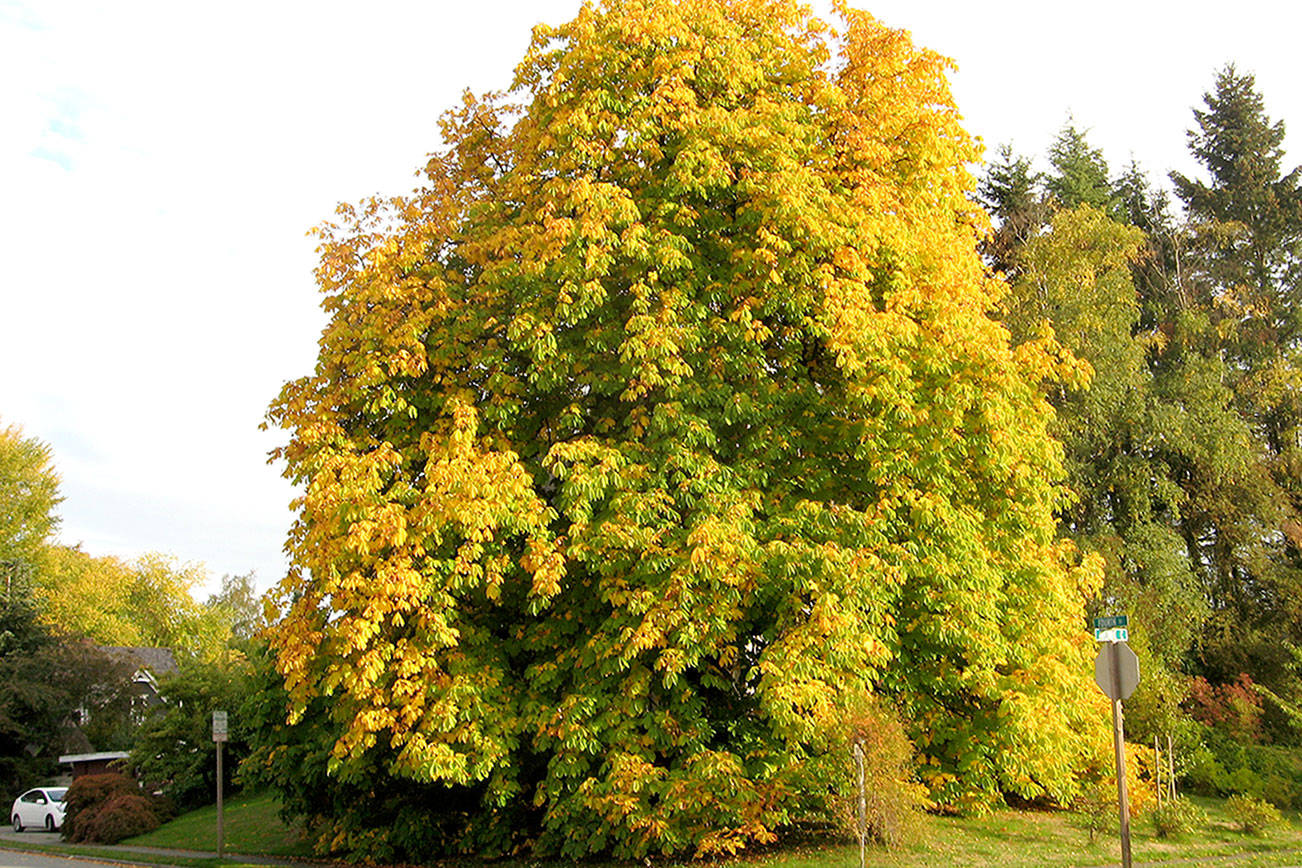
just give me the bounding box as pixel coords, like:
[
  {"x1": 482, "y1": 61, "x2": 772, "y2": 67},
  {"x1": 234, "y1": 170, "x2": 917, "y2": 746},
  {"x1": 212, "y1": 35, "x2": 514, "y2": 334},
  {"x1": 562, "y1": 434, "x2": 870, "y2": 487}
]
[
  {"x1": 831, "y1": 699, "x2": 927, "y2": 849},
  {"x1": 84, "y1": 794, "x2": 159, "y2": 844},
  {"x1": 1150, "y1": 796, "x2": 1206, "y2": 839},
  {"x1": 1184, "y1": 731, "x2": 1302, "y2": 808},
  {"x1": 61, "y1": 772, "x2": 161, "y2": 843},
  {"x1": 1071, "y1": 780, "x2": 1114, "y2": 843},
  {"x1": 62, "y1": 773, "x2": 138, "y2": 842},
  {"x1": 1226, "y1": 793, "x2": 1284, "y2": 835}
]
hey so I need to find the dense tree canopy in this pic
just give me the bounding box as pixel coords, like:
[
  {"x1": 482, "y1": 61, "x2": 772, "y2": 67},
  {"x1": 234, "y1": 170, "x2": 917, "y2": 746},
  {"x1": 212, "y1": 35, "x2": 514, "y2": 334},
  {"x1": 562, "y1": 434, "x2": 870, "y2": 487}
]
[
  {"x1": 0, "y1": 420, "x2": 61, "y2": 577},
  {"x1": 268, "y1": 0, "x2": 1105, "y2": 858},
  {"x1": 980, "y1": 68, "x2": 1302, "y2": 803},
  {"x1": 0, "y1": 594, "x2": 135, "y2": 792}
]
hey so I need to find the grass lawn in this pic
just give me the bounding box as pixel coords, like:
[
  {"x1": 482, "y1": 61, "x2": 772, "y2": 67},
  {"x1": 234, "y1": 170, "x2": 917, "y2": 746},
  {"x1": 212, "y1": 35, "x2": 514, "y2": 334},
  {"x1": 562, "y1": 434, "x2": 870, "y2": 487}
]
[
  {"x1": 6, "y1": 790, "x2": 1302, "y2": 867},
  {"x1": 121, "y1": 789, "x2": 314, "y2": 858},
  {"x1": 742, "y1": 796, "x2": 1302, "y2": 868}
]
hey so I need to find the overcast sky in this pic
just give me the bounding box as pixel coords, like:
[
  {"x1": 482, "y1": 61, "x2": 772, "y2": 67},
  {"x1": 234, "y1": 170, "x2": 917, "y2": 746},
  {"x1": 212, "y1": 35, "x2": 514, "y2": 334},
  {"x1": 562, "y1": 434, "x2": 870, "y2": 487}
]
[{"x1": 3, "y1": 0, "x2": 1299, "y2": 597}]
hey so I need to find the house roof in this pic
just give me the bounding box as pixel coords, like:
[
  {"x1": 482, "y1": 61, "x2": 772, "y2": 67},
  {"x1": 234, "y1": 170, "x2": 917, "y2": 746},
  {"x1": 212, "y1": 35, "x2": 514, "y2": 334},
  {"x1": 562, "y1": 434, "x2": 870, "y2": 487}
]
[
  {"x1": 99, "y1": 646, "x2": 179, "y2": 677},
  {"x1": 58, "y1": 751, "x2": 130, "y2": 764}
]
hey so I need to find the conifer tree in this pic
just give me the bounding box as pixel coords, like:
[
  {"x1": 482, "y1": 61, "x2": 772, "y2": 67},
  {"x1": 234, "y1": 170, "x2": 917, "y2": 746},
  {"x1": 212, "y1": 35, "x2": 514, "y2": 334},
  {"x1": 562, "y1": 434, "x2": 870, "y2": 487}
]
[
  {"x1": 1170, "y1": 67, "x2": 1302, "y2": 698},
  {"x1": 1046, "y1": 122, "x2": 1115, "y2": 214}
]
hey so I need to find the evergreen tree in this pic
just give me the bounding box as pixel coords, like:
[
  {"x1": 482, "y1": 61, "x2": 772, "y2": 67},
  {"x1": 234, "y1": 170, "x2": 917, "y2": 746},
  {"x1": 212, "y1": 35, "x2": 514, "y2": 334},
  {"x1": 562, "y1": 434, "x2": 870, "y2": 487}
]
[
  {"x1": 977, "y1": 144, "x2": 1047, "y2": 279},
  {"x1": 1169, "y1": 67, "x2": 1302, "y2": 721},
  {"x1": 1046, "y1": 122, "x2": 1115, "y2": 214},
  {"x1": 1172, "y1": 65, "x2": 1302, "y2": 362}
]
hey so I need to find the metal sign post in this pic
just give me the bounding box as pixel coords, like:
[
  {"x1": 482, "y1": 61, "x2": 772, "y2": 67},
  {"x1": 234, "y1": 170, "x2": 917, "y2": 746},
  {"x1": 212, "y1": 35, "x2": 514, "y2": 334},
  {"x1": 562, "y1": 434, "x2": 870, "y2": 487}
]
[
  {"x1": 1092, "y1": 620, "x2": 1139, "y2": 868},
  {"x1": 213, "y1": 711, "x2": 228, "y2": 859}
]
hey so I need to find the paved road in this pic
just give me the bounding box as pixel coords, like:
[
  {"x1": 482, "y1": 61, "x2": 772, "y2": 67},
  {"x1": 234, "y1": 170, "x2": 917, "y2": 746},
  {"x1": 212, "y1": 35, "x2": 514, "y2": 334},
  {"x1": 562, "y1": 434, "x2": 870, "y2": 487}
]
[
  {"x1": 0, "y1": 828, "x2": 320, "y2": 868},
  {"x1": 0, "y1": 849, "x2": 115, "y2": 868}
]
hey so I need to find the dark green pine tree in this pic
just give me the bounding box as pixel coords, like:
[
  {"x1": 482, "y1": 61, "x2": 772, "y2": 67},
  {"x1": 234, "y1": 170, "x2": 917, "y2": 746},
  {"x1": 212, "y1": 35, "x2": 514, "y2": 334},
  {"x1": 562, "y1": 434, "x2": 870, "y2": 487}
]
[
  {"x1": 976, "y1": 143, "x2": 1047, "y2": 279},
  {"x1": 1170, "y1": 67, "x2": 1302, "y2": 718},
  {"x1": 1172, "y1": 65, "x2": 1302, "y2": 361},
  {"x1": 1046, "y1": 121, "x2": 1116, "y2": 214}
]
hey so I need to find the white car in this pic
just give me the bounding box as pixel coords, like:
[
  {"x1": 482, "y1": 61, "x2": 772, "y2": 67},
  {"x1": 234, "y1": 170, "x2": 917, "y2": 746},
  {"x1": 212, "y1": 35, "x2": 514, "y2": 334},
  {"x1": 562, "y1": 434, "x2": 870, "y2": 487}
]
[{"x1": 10, "y1": 787, "x2": 67, "y2": 832}]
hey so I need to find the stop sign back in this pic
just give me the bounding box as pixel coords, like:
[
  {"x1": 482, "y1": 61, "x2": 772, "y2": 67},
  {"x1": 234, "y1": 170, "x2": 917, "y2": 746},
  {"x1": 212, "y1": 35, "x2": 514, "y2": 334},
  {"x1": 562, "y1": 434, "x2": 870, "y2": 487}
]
[{"x1": 1094, "y1": 641, "x2": 1140, "y2": 701}]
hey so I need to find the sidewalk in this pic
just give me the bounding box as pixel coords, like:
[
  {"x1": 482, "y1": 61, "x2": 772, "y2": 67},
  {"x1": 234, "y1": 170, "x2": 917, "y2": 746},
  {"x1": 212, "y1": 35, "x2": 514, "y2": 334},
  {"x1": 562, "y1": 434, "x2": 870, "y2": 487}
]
[{"x1": 0, "y1": 829, "x2": 323, "y2": 867}]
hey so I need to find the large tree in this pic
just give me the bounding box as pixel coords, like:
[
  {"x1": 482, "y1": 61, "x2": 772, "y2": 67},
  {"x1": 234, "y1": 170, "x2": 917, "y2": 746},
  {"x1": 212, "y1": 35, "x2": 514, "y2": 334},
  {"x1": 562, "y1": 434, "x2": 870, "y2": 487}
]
[
  {"x1": 267, "y1": 0, "x2": 1105, "y2": 858},
  {"x1": 0, "y1": 594, "x2": 134, "y2": 792},
  {"x1": 0, "y1": 420, "x2": 61, "y2": 582},
  {"x1": 1170, "y1": 67, "x2": 1302, "y2": 700}
]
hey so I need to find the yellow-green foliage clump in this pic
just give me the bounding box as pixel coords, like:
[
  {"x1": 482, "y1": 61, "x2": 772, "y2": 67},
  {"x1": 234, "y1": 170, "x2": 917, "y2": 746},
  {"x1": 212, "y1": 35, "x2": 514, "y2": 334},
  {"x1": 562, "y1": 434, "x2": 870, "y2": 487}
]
[{"x1": 267, "y1": 0, "x2": 1107, "y2": 859}]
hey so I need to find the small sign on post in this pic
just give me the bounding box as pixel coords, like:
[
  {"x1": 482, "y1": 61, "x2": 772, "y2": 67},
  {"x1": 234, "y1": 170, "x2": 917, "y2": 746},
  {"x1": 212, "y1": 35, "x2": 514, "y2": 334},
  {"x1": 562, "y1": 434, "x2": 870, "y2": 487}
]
[
  {"x1": 1093, "y1": 615, "x2": 1129, "y2": 642},
  {"x1": 212, "y1": 710, "x2": 228, "y2": 743},
  {"x1": 1090, "y1": 618, "x2": 1139, "y2": 868},
  {"x1": 212, "y1": 711, "x2": 227, "y2": 859}
]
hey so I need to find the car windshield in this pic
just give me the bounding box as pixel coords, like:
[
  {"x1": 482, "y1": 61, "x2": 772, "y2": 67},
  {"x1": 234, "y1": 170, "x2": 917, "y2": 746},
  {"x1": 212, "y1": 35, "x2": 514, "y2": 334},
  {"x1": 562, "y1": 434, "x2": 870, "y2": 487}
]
[{"x1": 46, "y1": 788, "x2": 67, "y2": 802}]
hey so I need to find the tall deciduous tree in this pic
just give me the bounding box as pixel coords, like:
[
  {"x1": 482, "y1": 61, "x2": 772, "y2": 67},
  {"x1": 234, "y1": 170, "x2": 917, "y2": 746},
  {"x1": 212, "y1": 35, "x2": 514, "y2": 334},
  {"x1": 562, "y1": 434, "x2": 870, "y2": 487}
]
[
  {"x1": 267, "y1": 0, "x2": 1105, "y2": 858},
  {"x1": 0, "y1": 420, "x2": 61, "y2": 581},
  {"x1": 35, "y1": 548, "x2": 230, "y2": 662}
]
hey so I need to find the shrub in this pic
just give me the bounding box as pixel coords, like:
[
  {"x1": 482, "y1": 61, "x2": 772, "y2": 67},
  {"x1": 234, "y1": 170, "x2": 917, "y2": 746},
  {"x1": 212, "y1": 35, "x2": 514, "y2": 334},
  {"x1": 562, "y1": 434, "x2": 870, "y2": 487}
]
[
  {"x1": 1071, "y1": 780, "x2": 1114, "y2": 844},
  {"x1": 1184, "y1": 730, "x2": 1302, "y2": 808},
  {"x1": 831, "y1": 699, "x2": 927, "y2": 849},
  {"x1": 62, "y1": 773, "x2": 138, "y2": 842},
  {"x1": 84, "y1": 794, "x2": 159, "y2": 844},
  {"x1": 61, "y1": 772, "x2": 162, "y2": 843},
  {"x1": 1226, "y1": 793, "x2": 1284, "y2": 835},
  {"x1": 1150, "y1": 796, "x2": 1206, "y2": 839},
  {"x1": 1187, "y1": 675, "x2": 1263, "y2": 742}
]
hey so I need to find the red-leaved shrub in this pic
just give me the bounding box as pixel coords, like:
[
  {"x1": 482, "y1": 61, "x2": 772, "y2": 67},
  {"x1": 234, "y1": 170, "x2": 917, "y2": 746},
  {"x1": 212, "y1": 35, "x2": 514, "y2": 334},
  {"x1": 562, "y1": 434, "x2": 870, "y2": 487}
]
[
  {"x1": 1187, "y1": 674, "x2": 1264, "y2": 742},
  {"x1": 85, "y1": 793, "x2": 159, "y2": 844},
  {"x1": 61, "y1": 772, "x2": 160, "y2": 843},
  {"x1": 63, "y1": 773, "x2": 138, "y2": 842}
]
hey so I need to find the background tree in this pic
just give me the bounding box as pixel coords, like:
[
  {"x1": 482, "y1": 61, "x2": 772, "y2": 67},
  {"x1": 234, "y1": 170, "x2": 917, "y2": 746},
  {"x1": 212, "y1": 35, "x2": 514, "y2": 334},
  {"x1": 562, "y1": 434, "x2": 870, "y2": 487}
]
[
  {"x1": 34, "y1": 548, "x2": 231, "y2": 662},
  {"x1": 977, "y1": 144, "x2": 1048, "y2": 280},
  {"x1": 129, "y1": 656, "x2": 252, "y2": 810},
  {"x1": 978, "y1": 67, "x2": 1302, "y2": 803},
  {"x1": 0, "y1": 594, "x2": 134, "y2": 792},
  {"x1": 267, "y1": 0, "x2": 1105, "y2": 859},
  {"x1": 1170, "y1": 66, "x2": 1302, "y2": 715},
  {"x1": 205, "y1": 572, "x2": 265, "y2": 642},
  {"x1": 1046, "y1": 121, "x2": 1116, "y2": 214},
  {"x1": 0, "y1": 420, "x2": 61, "y2": 590}
]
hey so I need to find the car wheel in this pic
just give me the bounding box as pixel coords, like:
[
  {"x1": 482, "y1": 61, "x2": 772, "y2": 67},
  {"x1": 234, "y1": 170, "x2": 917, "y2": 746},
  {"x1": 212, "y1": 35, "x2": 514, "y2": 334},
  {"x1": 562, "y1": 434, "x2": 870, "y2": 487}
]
[
  {"x1": 12, "y1": 814, "x2": 22, "y2": 833},
  {"x1": 44, "y1": 814, "x2": 55, "y2": 832}
]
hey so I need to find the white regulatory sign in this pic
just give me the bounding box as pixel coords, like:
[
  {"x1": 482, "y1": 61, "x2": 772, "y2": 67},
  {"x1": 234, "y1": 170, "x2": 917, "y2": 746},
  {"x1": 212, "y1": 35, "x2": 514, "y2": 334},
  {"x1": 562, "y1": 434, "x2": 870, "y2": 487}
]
[{"x1": 212, "y1": 710, "x2": 229, "y2": 742}]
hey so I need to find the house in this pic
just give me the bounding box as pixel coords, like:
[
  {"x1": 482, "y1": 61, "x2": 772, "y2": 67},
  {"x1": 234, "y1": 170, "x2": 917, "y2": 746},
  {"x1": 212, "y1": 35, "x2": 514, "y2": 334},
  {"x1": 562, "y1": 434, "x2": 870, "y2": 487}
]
[
  {"x1": 58, "y1": 647, "x2": 179, "y2": 780},
  {"x1": 98, "y1": 646, "x2": 179, "y2": 716}
]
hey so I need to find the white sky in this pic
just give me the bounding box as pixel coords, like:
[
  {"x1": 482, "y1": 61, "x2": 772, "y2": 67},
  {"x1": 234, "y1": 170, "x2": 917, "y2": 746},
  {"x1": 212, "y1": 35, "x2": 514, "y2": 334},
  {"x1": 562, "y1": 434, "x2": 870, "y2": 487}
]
[{"x1": 3, "y1": 0, "x2": 1299, "y2": 597}]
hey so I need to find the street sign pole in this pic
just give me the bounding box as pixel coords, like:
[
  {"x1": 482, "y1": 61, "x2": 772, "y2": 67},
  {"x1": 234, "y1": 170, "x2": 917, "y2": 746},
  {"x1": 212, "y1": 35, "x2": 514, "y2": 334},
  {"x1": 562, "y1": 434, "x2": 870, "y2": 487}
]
[
  {"x1": 1092, "y1": 618, "x2": 1137, "y2": 868},
  {"x1": 1110, "y1": 643, "x2": 1132, "y2": 868},
  {"x1": 213, "y1": 710, "x2": 228, "y2": 860},
  {"x1": 216, "y1": 739, "x2": 223, "y2": 864}
]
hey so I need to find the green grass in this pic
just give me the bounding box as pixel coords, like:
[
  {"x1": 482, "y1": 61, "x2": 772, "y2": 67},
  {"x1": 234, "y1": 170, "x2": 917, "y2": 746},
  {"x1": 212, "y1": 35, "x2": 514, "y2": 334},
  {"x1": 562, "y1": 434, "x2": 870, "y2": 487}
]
[
  {"x1": 4, "y1": 791, "x2": 1302, "y2": 866},
  {"x1": 122, "y1": 790, "x2": 314, "y2": 858},
  {"x1": 737, "y1": 795, "x2": 1302, "y2": 868}
]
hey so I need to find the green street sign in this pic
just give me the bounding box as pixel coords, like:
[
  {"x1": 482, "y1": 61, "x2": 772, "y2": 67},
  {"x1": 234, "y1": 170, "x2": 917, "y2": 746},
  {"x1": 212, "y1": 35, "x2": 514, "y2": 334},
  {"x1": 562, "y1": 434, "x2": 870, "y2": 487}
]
[{"x1": 1092, "y1": 615, "x2": 1128, "y2": 631}]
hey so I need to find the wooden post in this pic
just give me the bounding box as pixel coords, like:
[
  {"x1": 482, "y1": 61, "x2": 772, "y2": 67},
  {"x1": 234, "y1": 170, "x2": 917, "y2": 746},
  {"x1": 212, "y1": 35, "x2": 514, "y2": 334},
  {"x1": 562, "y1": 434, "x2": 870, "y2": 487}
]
[
  {"x1": 1154, "y1": 736, "x2": 1161, "y2": 807},
  {"x1": 852, "y1": 740, "x2": 866, "y2": 868},
  {"x1": 1168, "y1": 733, "x2": 1176, "y2": 801},
  {"x1": 1110, "y1": 644, "x2": 1132, "y2": 868},
  {"x1": 216, "y1": 740, "x2": 224, "y2": 859}
]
